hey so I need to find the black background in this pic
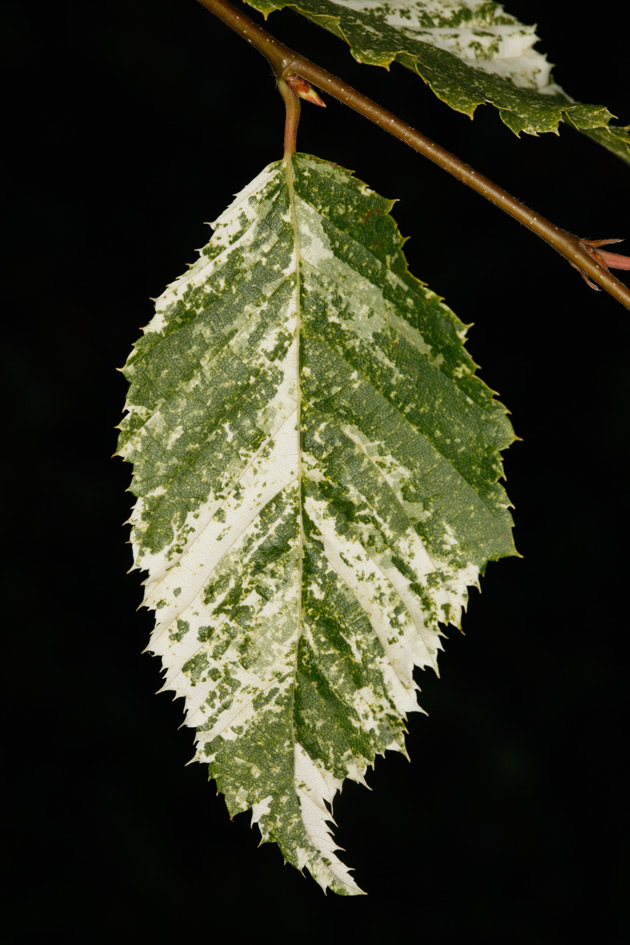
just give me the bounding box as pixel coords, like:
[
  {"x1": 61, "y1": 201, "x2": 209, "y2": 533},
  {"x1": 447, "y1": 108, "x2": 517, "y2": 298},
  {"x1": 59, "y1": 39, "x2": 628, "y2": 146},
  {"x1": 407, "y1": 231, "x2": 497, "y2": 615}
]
[{"x1": 4, "y1": 1, "x2": 630, "y2": 941}]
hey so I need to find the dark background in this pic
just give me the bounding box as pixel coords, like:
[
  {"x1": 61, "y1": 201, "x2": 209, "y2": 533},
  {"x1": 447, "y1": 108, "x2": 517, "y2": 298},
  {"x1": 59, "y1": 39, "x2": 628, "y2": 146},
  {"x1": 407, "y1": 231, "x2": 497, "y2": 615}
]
[{"x1": 4, "y1": 1, "x2": 629, "y2": 940}]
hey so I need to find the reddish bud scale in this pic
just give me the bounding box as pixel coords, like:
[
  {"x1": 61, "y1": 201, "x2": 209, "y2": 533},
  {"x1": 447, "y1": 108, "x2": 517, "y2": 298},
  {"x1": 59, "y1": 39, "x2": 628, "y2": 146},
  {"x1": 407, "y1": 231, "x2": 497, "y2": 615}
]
[
  {"x1": 581, "y1": 238, "x2": 630, "y2": 271},
  {"x1": 284, "y1": 72, "x2": 326, "y2": 107}
]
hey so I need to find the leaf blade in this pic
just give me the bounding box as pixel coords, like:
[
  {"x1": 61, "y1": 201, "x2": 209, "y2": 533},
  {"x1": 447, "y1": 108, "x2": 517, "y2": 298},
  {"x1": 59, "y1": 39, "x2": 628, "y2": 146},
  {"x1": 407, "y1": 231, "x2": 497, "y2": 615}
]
[
  {"x1": 245, "y1": 0, "x2": 630, "y2": 163},
  {"x1": 119, "y1": 153, "x2": 515, "y2": 894}
]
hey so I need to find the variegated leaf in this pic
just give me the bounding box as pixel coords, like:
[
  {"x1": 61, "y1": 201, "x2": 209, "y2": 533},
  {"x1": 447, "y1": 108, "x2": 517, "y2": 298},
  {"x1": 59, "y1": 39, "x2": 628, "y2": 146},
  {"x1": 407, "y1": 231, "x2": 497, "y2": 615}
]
[
  {"x1": 245, "y1": 0, "x2": 630, "y2": 164},
  {"x1": 118, "y1": 153, "x2": 516, "y2": 894}
]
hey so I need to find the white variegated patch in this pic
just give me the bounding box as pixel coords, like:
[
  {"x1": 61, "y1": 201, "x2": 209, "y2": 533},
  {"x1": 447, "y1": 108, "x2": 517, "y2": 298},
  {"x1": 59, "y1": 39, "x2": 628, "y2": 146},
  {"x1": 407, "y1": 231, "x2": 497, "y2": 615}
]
[{"x1": 326, "y1": 0, "x2": 558, "y2": 90}]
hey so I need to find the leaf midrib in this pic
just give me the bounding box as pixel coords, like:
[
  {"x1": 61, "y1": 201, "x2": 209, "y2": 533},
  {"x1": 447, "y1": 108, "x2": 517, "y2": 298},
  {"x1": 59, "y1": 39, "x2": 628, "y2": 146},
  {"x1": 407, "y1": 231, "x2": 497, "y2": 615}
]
[{"x1": 285, "y1": 152, "x2": 306, "y2": 786}]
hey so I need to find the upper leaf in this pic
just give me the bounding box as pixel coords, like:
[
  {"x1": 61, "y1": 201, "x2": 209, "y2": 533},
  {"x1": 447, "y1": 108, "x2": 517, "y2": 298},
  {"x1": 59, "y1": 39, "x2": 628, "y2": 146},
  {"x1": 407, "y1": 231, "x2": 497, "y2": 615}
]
[
  {"x1": 245, "y1": 0, "x2": 630, "y2": 164},
  {"x1": 118, "y1": 153, "x2": 515, "y2": 894}
]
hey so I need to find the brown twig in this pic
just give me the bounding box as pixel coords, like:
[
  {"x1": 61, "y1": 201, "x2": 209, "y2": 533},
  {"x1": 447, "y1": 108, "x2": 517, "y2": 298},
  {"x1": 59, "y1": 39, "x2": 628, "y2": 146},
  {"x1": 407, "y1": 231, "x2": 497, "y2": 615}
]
[{"x1": 196, "y1": 0, "x2": 630, "y2": 310}]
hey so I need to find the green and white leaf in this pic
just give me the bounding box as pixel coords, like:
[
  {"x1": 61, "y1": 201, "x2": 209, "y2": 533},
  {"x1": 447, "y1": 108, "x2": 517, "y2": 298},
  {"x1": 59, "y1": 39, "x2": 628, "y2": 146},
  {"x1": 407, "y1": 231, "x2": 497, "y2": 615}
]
[
  {"x1": 244, "y1": 0, "x2": 630, "y2": 163},
  {"x1": 118, "y1": 153, "x2": 515, "y2": 894}
]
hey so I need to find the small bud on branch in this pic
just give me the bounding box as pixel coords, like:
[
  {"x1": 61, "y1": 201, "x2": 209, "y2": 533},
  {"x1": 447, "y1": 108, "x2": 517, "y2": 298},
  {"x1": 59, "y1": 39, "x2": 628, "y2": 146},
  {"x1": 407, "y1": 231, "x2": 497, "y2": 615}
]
[{"x1": 283, "y1": 73, "x2": 326, "y2": 107}]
